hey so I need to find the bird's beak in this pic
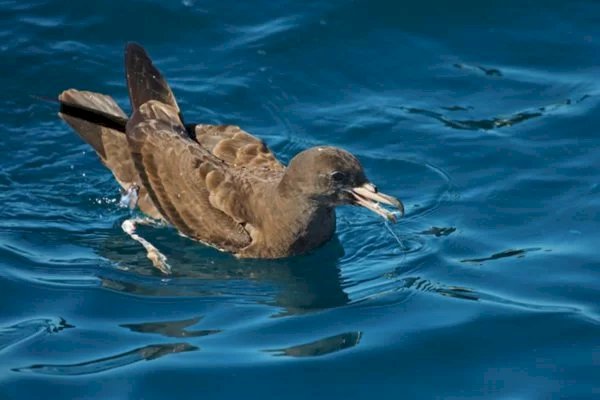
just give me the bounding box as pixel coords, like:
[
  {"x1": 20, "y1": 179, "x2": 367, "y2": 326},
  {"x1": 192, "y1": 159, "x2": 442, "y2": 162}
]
[{"x1": 349, "y1": 183, "x2": 405, "y2": 222}]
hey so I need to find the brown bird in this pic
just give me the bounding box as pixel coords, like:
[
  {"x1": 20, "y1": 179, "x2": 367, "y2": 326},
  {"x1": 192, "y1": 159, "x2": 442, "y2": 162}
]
[{"x1": 58, "y1": 43, "x2": 404, "y2": 271}]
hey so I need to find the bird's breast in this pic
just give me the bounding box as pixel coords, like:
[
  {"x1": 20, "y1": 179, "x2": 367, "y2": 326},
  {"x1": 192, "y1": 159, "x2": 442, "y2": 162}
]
[{"x1": 238, "y1": 206, "x2": 336, "y2": 259}]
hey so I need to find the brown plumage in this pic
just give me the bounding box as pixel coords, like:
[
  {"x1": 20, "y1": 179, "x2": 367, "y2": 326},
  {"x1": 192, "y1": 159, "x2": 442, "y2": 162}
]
[{"x1": 58, "y1": 43, "x2": 404, "y2": 259}]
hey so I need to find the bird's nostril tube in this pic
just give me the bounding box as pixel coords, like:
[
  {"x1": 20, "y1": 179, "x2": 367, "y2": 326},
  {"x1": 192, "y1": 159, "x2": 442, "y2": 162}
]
[{"x1": 364, "y1": 183, "x2": 378, "y2": 193}]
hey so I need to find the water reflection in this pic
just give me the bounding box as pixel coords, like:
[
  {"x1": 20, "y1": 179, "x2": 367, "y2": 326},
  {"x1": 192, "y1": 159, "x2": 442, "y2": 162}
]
[
  {"x1": 399, "y1": 276, "x2": 480, "y2": 302},
  {"x1": 121, "y1": 316, "x2": 220, "y2": 338},
  {"x1": 461, "y1": 247, "x2": 542, "y2": 264},
  {"x1": 419, "y1": 226, "x2": 456, "y2": 237},
  {"x1": 397, "y1": 275, "x2": 588, "y2": 317},
  {"x1": 401, "y1": 106, "x2": 542, "y2": 131},
  {"x1": 13, "y1": 342, "x2": 197, "y2": 376},
  {"x1": 453, "y1": 62, "x2": 503, "y2": 77},
  {"x1": 399, "y1": 94, "x2": 589, "y2": 131},
  {"x1": 98, "y1": 231, "x2": 349, "y2": 315},
  {"x1": 267, "y1": 331, "x2": 362, "y2": 358},
  {"x1": 0, "y1": 317, "x2": 73, "y2": 353}
]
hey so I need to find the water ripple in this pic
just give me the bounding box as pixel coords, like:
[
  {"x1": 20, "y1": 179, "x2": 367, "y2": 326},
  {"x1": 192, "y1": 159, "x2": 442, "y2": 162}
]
[
  {"x1": 1, "y1": 1, "x2": 599, "y2": 395},
  {"x1": 13, "y1": 343, "x2": 197, "y2": 376},
  {"x1": 398, "y1": 94, "x2": 591, "y2": 132},
  {"x1": 121, "y1": 317, "x2": 221, "y2": 339},
  {"x1": 224, "y1": 16, "x2": 302, "y2": 49},
  {"x1": 461, "y1": 247, "x2": 543, "y2": 264},
  {"x1": 0, "y1": 317, "x2": 72, "y2": 353},
  {"x1": 267, "y1": 331, "x2": 362, "y2": 358}
]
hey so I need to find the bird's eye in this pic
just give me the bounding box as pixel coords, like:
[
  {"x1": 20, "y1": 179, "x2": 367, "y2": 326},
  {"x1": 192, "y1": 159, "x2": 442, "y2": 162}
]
[{"x1": 330, "y1": 171, "x2": 346, "y2": 183}]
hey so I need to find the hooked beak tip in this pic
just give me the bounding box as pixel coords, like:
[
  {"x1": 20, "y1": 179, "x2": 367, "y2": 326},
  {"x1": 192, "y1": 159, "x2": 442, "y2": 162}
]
[{"x1": 350, "y1": 183, "x2": 404, "y2": 222}]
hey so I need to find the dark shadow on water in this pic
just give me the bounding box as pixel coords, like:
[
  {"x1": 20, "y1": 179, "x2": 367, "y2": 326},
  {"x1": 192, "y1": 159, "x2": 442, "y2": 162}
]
[
  {"x1": 399, "y1": 94, "x2": 590, "y2": 131},
  {"x1": 394, "y1": 275, "x2": 593, "y2": 319},
  {"x1": 461, "y1": 247, "x2": 542, "y2": 264},
  {"x1": 453, "y1": 62, "x2": 503, "y2": 77},
  {"x1": 402, "y1": 106, "x2": 542, "y2": 131},
  {"x1": 97, "y1": 229, "x2": 349, "y2": 315},
  {"x1": 441, "y1": 105, "x2": 473, "y2": 112},
  {"x1": 266, "y1": 331, "x2": 362, "y2": 358},
  {"x1": 419, "y1": 226, "x2": 456, "y2": 237},
  {"x1": 13, "y1": 342, "x2": 197, "y2": 376},
  {"x1": 120, "y1": 316, "x2": 221, "y2": 338},
  {"x1": 399, "y1": 276, "x2": 480, "y2": 302}
]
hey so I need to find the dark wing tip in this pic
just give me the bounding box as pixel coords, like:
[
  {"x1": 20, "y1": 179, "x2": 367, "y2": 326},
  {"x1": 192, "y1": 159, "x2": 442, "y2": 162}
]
[
  {"x1": 125, "y1": 42, "x2": 144, "y2": 51},
  {"x1": 124, "y1": 42, "x2": 181, "y2": 118},
  {"x1": 125, "y1": 42, "x2": 152, "y2": 65}
]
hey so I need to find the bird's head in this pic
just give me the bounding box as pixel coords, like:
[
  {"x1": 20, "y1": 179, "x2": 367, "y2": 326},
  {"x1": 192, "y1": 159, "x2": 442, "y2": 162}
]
[{"x1": 280, "y1": 147, "x2": 404, "y2": 221}]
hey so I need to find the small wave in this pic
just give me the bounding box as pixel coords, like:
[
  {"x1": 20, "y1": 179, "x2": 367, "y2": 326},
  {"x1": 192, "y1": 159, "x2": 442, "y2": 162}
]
[
  {"x1": 399, "y1": 276, "x2": 480, "y2": 302},
  {"x1": 224, "y1": 16, "x2": 302, "y2": 49},
  {"x1": 419, "y1": 226, "x2": 456, "y2": 237},
  {"x1": 461, "y1": 247, "x2": 542, "y2": 264},
  {"x1": 0, "y1": 317, "x2": 72, "y2": 353},
  {"x1": 398, "y1": 96, "x2": 589, "y2": 131},
  {"x1": 266, "y1": 331, "x2": 362, "y2": 358},
  {"x1": 453, "y1": 62, "x2": 503, "y2": 77},
  {"x1": 354, "y1": 275, "x2": 599, "y2": 324},
  {"x1": 120, "y1": 316, "x2": 221, "y2": 339},
  {"x1": 13, "y1": 343, "x2": 197, "y2": 376}
]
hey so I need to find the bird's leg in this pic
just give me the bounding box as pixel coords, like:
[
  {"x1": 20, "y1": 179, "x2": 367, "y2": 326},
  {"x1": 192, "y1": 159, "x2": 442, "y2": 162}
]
[
  {"x1": 119, "y1": 183, "x2": 140, "y2": 209},
  {"x1": 119, "y1": 184, "x2": 171, "y2": 275},
  {"x1": 122, "y1": 218, "x2": 171, "y2": 275}
]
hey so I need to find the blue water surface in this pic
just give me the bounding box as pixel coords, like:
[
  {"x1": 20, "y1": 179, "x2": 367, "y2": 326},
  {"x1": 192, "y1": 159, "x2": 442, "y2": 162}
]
[{"x1": 1, "y1": 0, "x2": 599, "y2": 398}]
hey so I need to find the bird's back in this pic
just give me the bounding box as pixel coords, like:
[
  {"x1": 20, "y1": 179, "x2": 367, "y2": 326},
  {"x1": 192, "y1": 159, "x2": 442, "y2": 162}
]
[{"x1": 58, "y1": 43, "x2": 289, "y2": 255}]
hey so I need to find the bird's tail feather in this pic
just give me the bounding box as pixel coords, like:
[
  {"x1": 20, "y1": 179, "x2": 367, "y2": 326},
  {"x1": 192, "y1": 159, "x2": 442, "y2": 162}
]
[{"x1": 58, "y1": 89, "x2": 128, "y2": 159}]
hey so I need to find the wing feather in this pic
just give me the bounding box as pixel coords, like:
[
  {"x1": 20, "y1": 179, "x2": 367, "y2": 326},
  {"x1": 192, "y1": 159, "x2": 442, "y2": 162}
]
[
  {"x1": 125, "y1": 43, "x2": 181, "y2": 116},
  {"x1": 194, "y1": 124, "x2": 284, "y2": 178},
  {"x1": 126, "y1": 103, "x2": 251, "y2": 251}
]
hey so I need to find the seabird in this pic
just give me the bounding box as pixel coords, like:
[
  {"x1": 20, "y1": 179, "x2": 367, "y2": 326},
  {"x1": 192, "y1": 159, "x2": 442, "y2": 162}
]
[{"x1": 58, "y1": 43, "x2": 404, "y2": 271}]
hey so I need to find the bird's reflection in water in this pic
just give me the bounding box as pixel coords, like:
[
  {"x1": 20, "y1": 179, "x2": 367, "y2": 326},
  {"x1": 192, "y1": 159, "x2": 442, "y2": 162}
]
[{"x1": 98, "y1": 227, "x2": 349, "y2": 315}]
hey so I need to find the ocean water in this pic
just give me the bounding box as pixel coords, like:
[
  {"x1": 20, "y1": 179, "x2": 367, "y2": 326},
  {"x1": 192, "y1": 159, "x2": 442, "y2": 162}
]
[{"x1": 1, "y1": 0, "x2": 599, "y2": 398}]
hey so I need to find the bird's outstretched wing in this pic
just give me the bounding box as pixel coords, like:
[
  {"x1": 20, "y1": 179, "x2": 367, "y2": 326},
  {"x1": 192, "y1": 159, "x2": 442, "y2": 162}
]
[{"x1": 126, "y1": 100, "x2": 252, "y2": 252}]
